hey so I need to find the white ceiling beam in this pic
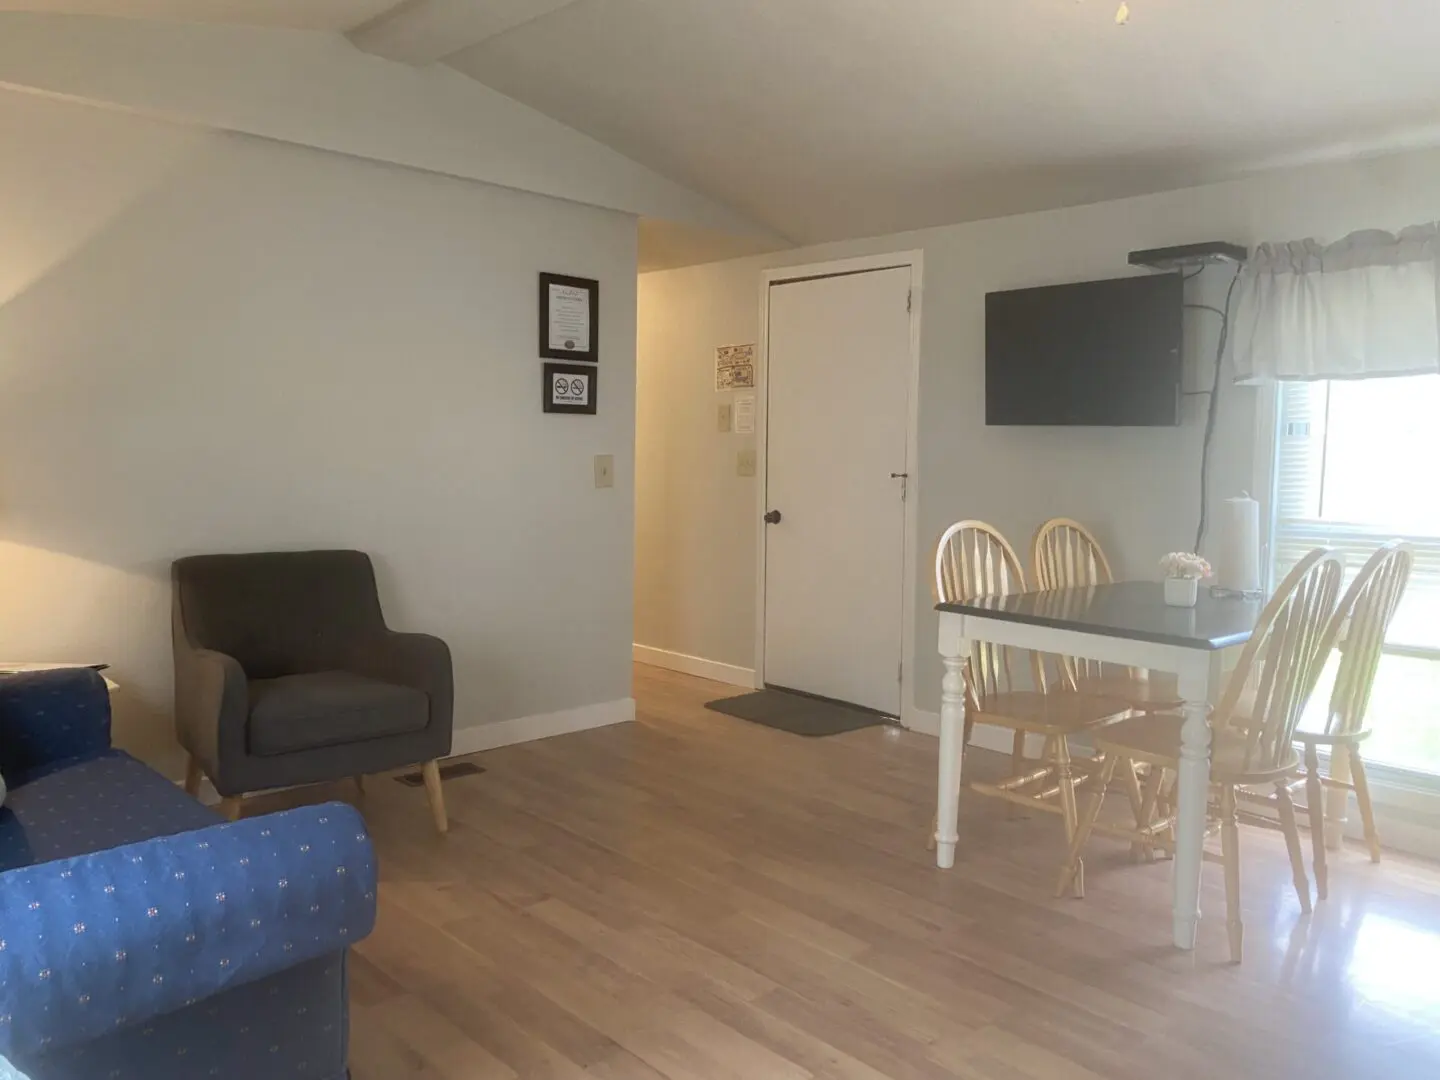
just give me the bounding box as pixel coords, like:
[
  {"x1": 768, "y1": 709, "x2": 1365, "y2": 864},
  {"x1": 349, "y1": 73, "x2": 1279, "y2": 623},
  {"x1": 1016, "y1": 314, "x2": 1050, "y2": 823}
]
[
  {"x1": 348, "y1": 0, "x2": 583, "y2": 65},
  {"x1": 0, "y1": 13, "x2": 780, "y2": 240}
]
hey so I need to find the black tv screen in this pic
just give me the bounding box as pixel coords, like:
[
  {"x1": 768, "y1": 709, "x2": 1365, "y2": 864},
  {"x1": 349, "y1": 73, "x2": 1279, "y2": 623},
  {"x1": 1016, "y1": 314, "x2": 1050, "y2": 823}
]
[{"x1": 985, "y1": 274, "x2": 1183, "y2": 426}]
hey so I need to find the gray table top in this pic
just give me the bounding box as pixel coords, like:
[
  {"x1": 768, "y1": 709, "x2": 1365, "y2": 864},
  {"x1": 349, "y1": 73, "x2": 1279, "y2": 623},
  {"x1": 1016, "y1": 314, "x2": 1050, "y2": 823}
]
[{"x1": 936, "y1": 580, "x2": 1262, "y2": 651}]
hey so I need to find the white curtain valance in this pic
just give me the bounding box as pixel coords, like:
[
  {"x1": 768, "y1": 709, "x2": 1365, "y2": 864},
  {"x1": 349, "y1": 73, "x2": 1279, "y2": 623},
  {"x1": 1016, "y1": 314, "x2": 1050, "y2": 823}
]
[{"x1": 1227, "y1": 224, "x2": 1440, "y2": 382}]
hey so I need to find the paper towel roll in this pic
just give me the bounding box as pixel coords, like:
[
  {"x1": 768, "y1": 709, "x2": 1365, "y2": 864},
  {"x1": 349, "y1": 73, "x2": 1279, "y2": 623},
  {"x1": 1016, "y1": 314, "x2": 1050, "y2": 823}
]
[{"x1": 1216, "y1": 493, "x2": 1261, "y2": 596}]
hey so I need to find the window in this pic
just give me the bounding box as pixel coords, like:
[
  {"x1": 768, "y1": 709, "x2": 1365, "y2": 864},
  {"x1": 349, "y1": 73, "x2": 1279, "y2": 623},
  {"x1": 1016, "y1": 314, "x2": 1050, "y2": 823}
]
[{"x1": 1271, "y1": 374, "x2": 1440, "y2": 777}]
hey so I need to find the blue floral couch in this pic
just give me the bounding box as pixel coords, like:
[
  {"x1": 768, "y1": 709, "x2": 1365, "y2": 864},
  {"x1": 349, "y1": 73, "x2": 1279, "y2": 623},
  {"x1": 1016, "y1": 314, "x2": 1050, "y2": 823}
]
[{"x1": 0, "y1": 668, "x2": 378, "y2": 1080}]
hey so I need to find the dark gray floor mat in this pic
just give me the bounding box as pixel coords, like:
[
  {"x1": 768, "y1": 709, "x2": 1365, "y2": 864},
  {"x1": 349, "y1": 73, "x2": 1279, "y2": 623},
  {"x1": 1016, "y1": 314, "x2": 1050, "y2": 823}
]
[{"x1": 704, "y1": 688, "x2": 889, "y2": 737}]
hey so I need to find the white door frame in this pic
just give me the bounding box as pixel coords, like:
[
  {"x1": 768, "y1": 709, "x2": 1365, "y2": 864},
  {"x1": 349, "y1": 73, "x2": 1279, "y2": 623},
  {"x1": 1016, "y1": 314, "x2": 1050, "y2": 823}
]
[{"x1": 753, "y1": 250, "x2": 925, "y2": 719}]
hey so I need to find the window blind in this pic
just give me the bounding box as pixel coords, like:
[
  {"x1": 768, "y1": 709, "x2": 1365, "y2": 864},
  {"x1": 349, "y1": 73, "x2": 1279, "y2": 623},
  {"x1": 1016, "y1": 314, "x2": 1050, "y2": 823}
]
[{"x1": 1272, "y1": 377, "x2": 1440, "y2": 656}]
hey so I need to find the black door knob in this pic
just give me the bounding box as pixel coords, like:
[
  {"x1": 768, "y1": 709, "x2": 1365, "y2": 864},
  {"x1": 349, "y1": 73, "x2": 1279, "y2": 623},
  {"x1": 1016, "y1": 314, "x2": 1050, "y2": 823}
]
[{"x1": 764, "y1": 509, "x2": 782, "y2": 525}]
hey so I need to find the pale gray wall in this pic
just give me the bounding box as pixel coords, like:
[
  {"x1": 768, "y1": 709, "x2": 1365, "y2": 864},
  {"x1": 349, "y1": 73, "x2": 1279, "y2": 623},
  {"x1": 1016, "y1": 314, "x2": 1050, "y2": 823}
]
[
  {"x1": 0, "y1": 90, "x2": 638, "y2": 773},
  {"x1": 635, "y1": 147, "x2": 1440, "y2": 715}
]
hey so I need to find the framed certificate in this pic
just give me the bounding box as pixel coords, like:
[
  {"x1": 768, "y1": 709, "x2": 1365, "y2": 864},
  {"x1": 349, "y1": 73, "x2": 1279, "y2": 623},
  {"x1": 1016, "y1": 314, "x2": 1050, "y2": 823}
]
[{"x1": 539, "y1": 273, "x2": 599, "y2": 364}]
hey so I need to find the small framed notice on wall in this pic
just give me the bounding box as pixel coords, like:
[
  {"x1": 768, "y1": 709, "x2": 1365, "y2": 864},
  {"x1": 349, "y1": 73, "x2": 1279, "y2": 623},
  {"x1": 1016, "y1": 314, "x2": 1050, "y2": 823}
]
[
  {"x1": 543, "y1": 363, "x2": 597, "y2": 415},
  {"x1": 715, "y1": 343, "x2": 755, "y2": 390},
  {"x1": 539, "y1": 273, "x2": 599, "y2": 364}
]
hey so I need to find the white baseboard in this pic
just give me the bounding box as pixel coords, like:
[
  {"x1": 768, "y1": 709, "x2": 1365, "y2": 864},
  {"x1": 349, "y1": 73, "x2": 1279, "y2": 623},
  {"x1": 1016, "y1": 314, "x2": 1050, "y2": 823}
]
[
  {"x1": 633, "y1": 644, "x2": 757, "y2": 688},
  {"x1": 449, "y1": 697, "x2": 636, "y2": 757},
  {"x1": 901, "y1": 706, "x2": 939, "y2": 737},
  {"x1": 902, "y1": 708, "x2": 1047, "y2": 756}
]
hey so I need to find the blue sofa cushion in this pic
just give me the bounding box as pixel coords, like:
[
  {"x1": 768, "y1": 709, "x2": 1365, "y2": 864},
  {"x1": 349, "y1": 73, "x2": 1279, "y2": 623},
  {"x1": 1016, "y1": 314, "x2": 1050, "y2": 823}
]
[
  {"x1": 0, "y1": 671, "x2": 111, "y2": 782},
  {"x1": 0, "y1": 750, "x2": 217, "y2": 874},
  {"x1": 19, "y1": 954, "x2": 349, "y2": 1080}
]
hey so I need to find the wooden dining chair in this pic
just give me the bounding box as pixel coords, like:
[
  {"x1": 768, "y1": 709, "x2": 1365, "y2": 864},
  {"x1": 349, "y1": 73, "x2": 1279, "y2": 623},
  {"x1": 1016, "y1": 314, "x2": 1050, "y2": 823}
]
[
  {"x1": 1292, "y1": 540, "x2": 1414, "y2": 897},
  {"x1": 1031, "y1": 517, "x2": 1182, "y2": 712},
  {"x1": 1055, "y1": 548, "x2": 1344, "y2": 962},
  {"x1": 933, "y1": 521, "x2": 1131, "y2": 892}
]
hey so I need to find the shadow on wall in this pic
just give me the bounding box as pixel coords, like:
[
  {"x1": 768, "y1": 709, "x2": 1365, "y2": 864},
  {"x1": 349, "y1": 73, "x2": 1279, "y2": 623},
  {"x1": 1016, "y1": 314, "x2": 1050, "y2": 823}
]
[
  {"x1": 0, "y1": 91, "x2": 639, "y2": 767},
  {"x1": 0, "y1": 133, "x2": 412, "y2": 771},
  {"x1": 0, "y1": 96, "x2": 212, "y2": 772},
  {"x1": 0, "y1": 91, "x2": 204, "y2": 311},
  {"x1": 0, "y1": 129, "x2": 429, "y2": 771},
  {"x1": 0, "y1": 544, "x2": 178, "y2": 770}
]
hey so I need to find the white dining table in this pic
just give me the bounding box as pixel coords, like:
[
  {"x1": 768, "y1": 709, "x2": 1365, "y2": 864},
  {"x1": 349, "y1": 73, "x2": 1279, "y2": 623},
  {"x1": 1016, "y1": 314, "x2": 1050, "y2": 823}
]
[{"x1": 934, "y1": 581, "x2": 1261, "y2": 950}]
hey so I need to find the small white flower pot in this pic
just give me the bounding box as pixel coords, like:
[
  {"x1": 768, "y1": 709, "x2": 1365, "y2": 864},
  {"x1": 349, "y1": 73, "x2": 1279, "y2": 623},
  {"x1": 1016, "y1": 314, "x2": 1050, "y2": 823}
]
[{"x1": 1164, "y1": 576, "x2": 1199, "y2": 608}]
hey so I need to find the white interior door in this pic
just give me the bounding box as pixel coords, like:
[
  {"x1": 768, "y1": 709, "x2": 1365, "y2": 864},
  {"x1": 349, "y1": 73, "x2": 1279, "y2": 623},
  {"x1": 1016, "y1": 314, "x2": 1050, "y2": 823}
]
[{"x1": 763, "y1": 266, "x2": 912, "y2": 715}]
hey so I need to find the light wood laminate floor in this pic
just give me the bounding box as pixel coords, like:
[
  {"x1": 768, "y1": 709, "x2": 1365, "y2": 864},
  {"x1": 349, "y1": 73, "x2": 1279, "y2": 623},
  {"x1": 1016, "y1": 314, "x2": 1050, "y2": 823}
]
[{"x1": 251, "y1": 664, "x2": 1440, "y2": 1079}]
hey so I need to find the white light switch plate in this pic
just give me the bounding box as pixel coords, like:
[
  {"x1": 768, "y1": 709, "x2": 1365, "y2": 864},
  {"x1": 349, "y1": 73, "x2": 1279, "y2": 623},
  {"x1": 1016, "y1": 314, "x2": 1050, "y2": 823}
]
[
  {"x1": 737, "y1": 449, "x2": 757, "y2": 477},
  {"x1": 594, "y1": 454, "x2": 614, "y2": 488},
  {"x1": 717, "y1": 403, "x2": 733, "y2": 432}
]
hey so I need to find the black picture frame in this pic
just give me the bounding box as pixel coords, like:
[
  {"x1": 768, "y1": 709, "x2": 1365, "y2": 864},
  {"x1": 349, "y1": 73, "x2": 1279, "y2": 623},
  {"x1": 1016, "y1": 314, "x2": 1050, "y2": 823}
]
[
  {"x1": 542, "y1": 363, "x2": 598, "y2": 415},
  {"x1": 539, "y1": 273, "x2": 599, "y2": 364}
]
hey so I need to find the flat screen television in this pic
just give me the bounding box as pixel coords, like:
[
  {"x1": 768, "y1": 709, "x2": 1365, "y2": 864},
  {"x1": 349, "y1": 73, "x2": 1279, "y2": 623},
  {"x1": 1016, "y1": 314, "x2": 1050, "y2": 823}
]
[{"x1": 985, "y1": 273, "x2": 1183, "y2": 426}]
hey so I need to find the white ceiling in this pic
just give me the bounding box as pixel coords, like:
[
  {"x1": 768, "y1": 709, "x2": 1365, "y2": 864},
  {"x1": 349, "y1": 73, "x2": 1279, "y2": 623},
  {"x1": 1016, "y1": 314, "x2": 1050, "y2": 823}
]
[
  {"x1": 446, "y1": 0, "x2": 1440, "y2": 247},
  {"x1": 11, "y1": 0, "x2": 1440, "y2": 265}
]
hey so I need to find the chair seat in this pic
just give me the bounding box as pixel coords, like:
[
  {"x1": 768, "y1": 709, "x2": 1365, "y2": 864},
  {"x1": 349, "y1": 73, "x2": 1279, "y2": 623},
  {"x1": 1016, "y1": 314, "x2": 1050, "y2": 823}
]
[
  {"x1": 972, "y1": 690, "x2": 1129, "y2": 736},
  {"x1": 248, "y1": 671, "x2": 429, "y2": 757},
  {"x1": 1094, "y1": 715, "x2": 1300, "y2": 783},
  {"x1": 1073, "y1": 671, "x2": 1181, "y2": 711}
]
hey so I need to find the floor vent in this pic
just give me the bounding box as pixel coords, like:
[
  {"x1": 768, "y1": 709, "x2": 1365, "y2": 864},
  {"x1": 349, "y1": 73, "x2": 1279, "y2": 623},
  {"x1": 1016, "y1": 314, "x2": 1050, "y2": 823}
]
[{"x1": 393, "y1": 760, "x2": 485, "y2": 787}]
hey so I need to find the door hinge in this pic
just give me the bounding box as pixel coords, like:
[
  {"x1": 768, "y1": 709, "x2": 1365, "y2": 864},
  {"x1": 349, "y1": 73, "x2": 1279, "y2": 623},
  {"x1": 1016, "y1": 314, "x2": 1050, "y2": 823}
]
[
  {"x1": 890, "y1": 471, "x2": 909, "y2": 501},
  {"x1": 906, "y1": 288, "x2": 912, "y2": 314},
  {"x1": 897, "y1": 661, "x2": 903, "y2": 684}
]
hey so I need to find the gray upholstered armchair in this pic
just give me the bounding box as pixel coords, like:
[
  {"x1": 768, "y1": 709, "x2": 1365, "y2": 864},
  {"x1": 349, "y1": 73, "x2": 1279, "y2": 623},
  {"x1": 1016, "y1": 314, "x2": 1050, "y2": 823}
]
[{"x1": 172, "y1": 550, "x2": 453, "y2": 832}]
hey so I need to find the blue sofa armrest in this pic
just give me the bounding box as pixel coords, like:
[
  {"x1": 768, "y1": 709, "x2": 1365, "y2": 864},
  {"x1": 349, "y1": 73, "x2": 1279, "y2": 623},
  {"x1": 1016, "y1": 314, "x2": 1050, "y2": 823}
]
[
  {"x1": 0, "y1": 669, "x2": 111, "y2": 779},
  {"x1": 0, "y1": 803, "x2": 376, "y2": 1060}
]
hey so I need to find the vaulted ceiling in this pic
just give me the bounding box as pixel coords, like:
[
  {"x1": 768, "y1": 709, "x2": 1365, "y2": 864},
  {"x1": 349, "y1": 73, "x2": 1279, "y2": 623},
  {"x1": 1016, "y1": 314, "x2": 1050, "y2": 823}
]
[{"x1": 9, "y1": 0, "x2": 1440, "y2": 267}]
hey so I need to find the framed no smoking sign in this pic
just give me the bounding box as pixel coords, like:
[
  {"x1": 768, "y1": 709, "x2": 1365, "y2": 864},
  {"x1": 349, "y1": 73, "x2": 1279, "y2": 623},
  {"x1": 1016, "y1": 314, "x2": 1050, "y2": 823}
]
[{"x1": 542, "y1": 363, "x2": 597, "y2": 415}]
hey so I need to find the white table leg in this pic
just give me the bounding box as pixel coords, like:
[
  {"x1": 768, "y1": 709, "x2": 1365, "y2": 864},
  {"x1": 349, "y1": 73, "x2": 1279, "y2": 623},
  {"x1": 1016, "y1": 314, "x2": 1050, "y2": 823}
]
[
  {"x1": 935, "y1": 624, "x2": 968, "y2": 869},
  {"x1": 1172, "y1": 657, "x2": 1213, "y2": 949}
]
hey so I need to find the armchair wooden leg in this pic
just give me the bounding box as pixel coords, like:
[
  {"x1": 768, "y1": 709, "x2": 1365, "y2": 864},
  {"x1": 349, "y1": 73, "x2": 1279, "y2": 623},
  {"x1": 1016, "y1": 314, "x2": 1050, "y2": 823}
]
[
  {"x1": 421, "y1": 759, "x2": 448, "y2": 835},
  {"x1": 184, "y1": 756, "x2": 203, "y2": 798},
  {"x1": 218, "y1": 797, "x2": 243, "y2": 822}
]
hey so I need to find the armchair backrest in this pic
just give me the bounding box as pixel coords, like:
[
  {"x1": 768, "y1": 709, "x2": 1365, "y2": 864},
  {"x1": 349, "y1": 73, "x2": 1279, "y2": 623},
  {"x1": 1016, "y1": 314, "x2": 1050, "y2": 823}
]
[{"x1": 173, "y1": 550, "x2": 388, "y2": 679}]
